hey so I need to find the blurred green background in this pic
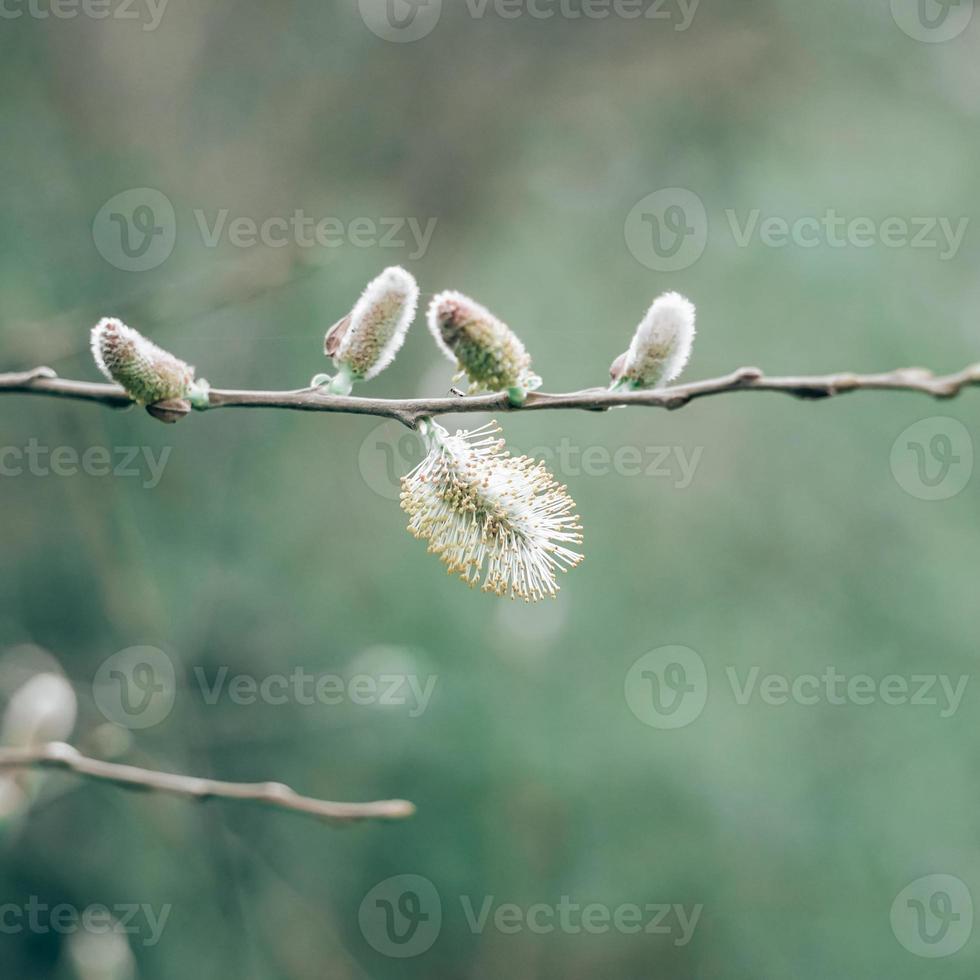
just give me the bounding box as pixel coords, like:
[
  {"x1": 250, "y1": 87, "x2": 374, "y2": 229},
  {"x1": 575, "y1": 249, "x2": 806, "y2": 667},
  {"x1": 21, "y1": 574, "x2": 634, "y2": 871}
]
[{"x1": 2, "y1": 0, "x2": 979, "y2": 976}]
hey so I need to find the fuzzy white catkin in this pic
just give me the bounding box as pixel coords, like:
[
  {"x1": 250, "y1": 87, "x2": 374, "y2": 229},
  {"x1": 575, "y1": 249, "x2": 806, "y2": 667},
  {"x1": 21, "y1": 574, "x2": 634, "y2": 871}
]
[
  {"x1": 1, "y1": 672, "x2": 78, "y2": 747},
  {"x1": 332, "y1": 266, "x2": 419, "y2": 380},
  {"x1": 622, "y1": 291, "x2": 696, "y2": 388}
]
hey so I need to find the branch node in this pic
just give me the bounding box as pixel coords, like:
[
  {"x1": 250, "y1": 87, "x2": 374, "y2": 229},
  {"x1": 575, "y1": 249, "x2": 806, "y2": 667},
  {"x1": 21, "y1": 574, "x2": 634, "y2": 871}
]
[
  {"x1": 897, "y1": 367, "x2": 934, "y2": 382},
  {"x1": 0, "y1": 366, "x2": 59, "y2": 385}
]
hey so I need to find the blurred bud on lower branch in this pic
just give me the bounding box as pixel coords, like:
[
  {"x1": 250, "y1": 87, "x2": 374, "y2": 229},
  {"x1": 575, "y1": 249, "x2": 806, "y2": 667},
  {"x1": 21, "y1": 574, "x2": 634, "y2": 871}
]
[
  {"x1": 2, "y1": 672, "x2": 77, "y2": 748},
  {"x1": 0, "y1": 669, "x2": 78, "y2": 821}
]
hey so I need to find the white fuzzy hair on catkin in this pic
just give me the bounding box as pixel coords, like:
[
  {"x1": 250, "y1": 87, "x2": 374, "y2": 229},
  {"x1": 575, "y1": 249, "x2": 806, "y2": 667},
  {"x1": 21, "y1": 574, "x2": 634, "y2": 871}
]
[
  {"x1": 625, "y1": 291, "x2": 696, "y2": 387},
  {"x1": 335, "y1": 266, "x2": 419, "y2": 380}
]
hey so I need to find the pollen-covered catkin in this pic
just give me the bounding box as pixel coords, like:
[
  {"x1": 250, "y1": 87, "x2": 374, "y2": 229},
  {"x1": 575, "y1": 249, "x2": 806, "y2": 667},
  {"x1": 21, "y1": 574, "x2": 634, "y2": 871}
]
[{"x1": 400, "y1": 420, "x2": 583, "y2": 601}]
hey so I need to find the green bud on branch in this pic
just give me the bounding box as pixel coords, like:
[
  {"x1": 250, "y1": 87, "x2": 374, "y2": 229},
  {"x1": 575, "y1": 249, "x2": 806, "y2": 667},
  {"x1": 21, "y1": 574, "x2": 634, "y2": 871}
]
[
  {"x1": 427, "y1": 290, "x2": 541, "y2": 395},
  {"x1": 90, "y1": 318, "x2": 201, "y2": 412}
]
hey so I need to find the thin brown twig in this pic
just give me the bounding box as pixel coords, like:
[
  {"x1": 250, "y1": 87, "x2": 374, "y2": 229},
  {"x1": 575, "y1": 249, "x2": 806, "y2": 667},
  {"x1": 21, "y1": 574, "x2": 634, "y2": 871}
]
[
  {"x1": 2, "y1": 362, "x2": 980, "y2": 429},
  {"x1": 0, "y1": 742, "x2": 415, "y2": 825}
]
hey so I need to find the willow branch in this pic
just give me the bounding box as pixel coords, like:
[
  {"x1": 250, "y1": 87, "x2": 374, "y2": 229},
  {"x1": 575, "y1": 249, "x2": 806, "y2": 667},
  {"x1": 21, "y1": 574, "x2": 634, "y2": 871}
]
[
  {"x1": 3, "y1": 362, "x2": 980, "y2": 429},
  {"x1": 0, "y1": 742, "x2": 415, "y2": 825}
]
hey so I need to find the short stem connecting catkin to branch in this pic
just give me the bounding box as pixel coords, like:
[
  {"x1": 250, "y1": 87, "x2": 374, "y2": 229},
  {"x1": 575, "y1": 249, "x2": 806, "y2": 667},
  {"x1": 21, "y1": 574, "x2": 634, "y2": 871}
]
[
  {"x1": 0, "y1": 742, "x2": 415, "y2": 825},
  {"x1": 2, "y1": 363, "x2": 980, "y2": 429}
]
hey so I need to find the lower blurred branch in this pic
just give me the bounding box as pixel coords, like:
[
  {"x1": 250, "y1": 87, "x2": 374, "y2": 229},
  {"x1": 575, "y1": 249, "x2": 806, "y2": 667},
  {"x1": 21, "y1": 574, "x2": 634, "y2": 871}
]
[{"x1": 0, "y1": 742, "x2": 415, "y2": 825}]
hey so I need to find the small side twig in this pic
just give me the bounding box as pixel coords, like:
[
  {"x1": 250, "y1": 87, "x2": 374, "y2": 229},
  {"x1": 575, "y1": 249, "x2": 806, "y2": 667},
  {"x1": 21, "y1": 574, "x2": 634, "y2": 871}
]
[{"x1": 0, "y1": 742, "x2": 415, "y2": 825}]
